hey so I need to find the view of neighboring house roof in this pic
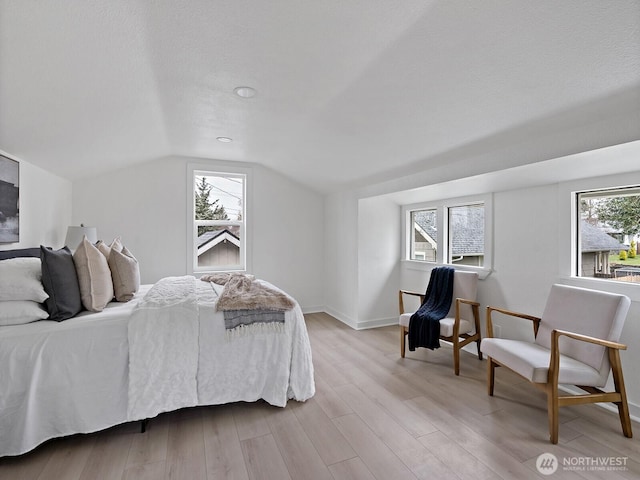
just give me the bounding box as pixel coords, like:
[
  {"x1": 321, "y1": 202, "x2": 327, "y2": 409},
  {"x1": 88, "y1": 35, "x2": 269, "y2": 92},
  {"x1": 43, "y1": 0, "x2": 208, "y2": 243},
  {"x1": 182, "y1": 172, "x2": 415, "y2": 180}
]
[
  {"x1": 413, "y1": 211, "x2": 437, "y2": 244},
  {"x1": 580, "y1": 220, "x2": 626, "y2": 252},
  {"x1": 197, "y1": 227, "x2": 240, "y2": 253},
  {"x1": 413, "y1": 209, "x2": 484, "y2": 256},
  {"x1": 450, "y1": 208, "x2": 484, "y2": 256}
]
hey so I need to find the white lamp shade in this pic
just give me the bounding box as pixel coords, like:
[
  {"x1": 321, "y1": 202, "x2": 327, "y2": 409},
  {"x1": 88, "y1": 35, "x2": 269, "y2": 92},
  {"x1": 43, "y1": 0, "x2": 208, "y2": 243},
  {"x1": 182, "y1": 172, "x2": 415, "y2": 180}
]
[{"x1": 65, "y1": 226, "x2": 97, "y2": 251}]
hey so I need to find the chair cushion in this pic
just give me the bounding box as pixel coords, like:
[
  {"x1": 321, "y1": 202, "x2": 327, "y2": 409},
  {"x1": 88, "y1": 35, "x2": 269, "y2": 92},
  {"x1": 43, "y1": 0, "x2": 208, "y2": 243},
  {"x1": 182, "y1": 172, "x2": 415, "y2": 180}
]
[
  {"x1": 399, "y1": 313, "x2": 472, "y2": 337},
  {"x1": 480, "y1": 338, "x2": 606, "y2": 386}
]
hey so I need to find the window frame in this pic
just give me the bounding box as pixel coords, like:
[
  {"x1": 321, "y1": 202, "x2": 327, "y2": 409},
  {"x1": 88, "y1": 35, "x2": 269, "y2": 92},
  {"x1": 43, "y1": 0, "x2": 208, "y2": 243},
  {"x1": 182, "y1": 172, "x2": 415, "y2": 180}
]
[
  {"x1": 187, "y1": 163, "x2": 252, "y2": 275},
  {"x1": 574, "y1": 185, "x2": 640, "y2": 283},
  {"x1": 409, "y1": 208, "x2": 437, "y2": 262},
  {"x1": 402, "y1": 193, "x2": 493, "y2": 276},
  {"x1": 559, "y1": 169, "x2": 640, "y2": 303}
]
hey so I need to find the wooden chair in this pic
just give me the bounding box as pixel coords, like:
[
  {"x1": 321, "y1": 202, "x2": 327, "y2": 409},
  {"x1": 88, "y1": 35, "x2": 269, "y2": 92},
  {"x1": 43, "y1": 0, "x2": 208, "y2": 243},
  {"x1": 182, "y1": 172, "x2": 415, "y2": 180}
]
[
  {"x1": 481, "y1": 284, "x2": 632, "y2": 444},
  {"x1": 399, "y1": 270, "x2": 482, "y2": 375}
]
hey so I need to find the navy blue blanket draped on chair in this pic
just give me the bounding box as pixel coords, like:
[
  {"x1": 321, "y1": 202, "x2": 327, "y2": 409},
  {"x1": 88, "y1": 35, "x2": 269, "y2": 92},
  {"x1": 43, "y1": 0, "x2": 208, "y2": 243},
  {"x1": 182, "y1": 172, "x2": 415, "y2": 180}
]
[{"x1": 408, "y1": 266, "x2": 455, "y2": 351}]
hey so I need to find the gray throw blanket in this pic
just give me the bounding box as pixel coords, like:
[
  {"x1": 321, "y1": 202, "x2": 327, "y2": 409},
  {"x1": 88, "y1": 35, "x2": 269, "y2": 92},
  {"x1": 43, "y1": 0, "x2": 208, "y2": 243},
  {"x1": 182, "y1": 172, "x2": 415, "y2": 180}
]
[
  {"x1": 408, "y1": 266, "x2": 454, "y2": 350},
  {"x1": 223, "y1": 309, "x2": 285, "y2": 330}
]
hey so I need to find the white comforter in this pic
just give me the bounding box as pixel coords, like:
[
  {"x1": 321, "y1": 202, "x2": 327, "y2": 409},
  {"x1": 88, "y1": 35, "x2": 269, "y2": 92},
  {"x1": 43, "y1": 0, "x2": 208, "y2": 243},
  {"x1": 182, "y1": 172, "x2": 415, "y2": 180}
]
[
  {"x1": 129, "y1": 275, "x2": 315, "y2": 420},
  {"x1": 0, "y1": 277, "x2": 315, "y2": 457},
  {"x1": 0, "y1": 293, "x2": 147, "y2": 458},
  {"x1": 128, "y1": 276, "x2": 200, "y2": 420}
]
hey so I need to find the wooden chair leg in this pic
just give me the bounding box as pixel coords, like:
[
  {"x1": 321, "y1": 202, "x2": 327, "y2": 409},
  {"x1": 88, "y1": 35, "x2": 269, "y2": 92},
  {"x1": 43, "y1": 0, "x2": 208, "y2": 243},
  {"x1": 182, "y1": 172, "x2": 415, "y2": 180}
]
[
  {"x1": 472, "y1": 304, "x2": 483, "y2": 361},
  {"x1": 547, "y1": 384, "x2": 559, "y2": 444},
  {"x1": 610, "y1": 349, "x2": 633, "y2": 438},
  {"x1": 452, "y1": 339, "x2": 460, "y2": 376},
  {"x1": 487, "y1": 358, "x2": 496, "y2": 396},
  {"x1": 400, "y1": 326, "x2": 406, "y2": 358}
]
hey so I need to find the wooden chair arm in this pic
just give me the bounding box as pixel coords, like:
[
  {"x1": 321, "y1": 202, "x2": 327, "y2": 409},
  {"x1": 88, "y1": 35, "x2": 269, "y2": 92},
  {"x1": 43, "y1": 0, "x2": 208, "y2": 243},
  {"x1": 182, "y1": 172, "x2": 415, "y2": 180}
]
[
  {"x1": 552, "y1": 329, "x2": 627, "y2": 351},
  {"x1": 399, "y1": 290, "x2": 423, "y2": 297},
  {"x1": 456, "y1": 298, "x2": 480, "y2": 308},
  {"x1": 548, "y1": 329, "x2": 628, "y2": 387},
  {"x1": 399, "y1": 290, "x2": 425, "y2": 315},
  {"x1": 400, "y1": 292, "x2": 479, "y2": 316},
  {"x1": 486, "y1": 306, "x2": 541, "y2": 338}
]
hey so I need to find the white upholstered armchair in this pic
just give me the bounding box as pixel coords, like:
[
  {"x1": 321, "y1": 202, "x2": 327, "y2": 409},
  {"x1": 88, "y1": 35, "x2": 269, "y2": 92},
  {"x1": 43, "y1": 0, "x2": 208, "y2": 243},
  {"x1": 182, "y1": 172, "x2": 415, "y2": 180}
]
[
  {"x1": 481, "y1": 284, "x2": 632, "y2": 444},
  {"x1": 399, "y1": 270, "x2": 482, "y2": 375}
]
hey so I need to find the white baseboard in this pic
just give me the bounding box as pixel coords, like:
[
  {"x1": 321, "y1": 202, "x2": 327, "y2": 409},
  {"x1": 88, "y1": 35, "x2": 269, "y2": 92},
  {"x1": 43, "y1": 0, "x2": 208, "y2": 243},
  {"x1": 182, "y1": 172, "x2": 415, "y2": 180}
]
[
  {"x1": 300, "y1": 305, "x2": 324, "y2": 314},
  {"x1": 319, "y1": 307, "x2": 396, "y2": 330},
  {"x1": 353, "y1": 317, "x2": 397, "y2": 330},
  {"x1": 323, "y1": 306, "x2": 358, "y2": 330}
]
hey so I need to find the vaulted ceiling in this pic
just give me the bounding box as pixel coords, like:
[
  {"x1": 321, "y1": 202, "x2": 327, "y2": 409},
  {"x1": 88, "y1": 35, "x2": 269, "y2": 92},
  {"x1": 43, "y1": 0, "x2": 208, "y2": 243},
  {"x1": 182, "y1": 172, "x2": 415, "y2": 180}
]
[{"x1": 1, "y1": 1, "x2": 639, "y2": 193}]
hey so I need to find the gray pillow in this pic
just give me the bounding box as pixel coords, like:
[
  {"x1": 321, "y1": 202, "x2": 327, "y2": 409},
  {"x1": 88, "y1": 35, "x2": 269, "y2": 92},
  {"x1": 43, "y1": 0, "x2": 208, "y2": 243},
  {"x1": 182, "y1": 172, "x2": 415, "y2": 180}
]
[{"x1": 40, "y1": 246, "x2": 83, "y2": 321}]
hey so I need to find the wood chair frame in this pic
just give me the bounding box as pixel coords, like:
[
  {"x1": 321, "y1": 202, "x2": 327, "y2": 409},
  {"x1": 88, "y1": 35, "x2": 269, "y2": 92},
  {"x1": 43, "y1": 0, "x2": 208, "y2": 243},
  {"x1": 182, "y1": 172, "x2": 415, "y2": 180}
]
[
  {"x1": 399, "y1": 289, "x2": 482, "y2": 375},
  {"x1": 485, "y1": 306, "x2": 633, "y2": 444}
]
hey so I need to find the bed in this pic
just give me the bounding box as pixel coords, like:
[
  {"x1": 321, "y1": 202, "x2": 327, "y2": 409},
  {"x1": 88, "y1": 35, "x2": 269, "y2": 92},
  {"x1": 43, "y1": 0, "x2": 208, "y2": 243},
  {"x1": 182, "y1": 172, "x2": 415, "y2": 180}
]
[{"x1": 0, "y1": 248, "x2": 315, "y2": 458}]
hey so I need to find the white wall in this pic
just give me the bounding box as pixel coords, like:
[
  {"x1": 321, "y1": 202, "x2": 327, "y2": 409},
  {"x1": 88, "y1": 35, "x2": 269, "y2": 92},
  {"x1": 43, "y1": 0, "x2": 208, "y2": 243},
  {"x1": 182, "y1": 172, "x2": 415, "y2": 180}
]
[
  {"x1": 357, "y1": 196, "x2": 400, "y2": 328},
  {"x1": 251, "y1": 164, "x2": 325, "y2": 311},
  {"x1": 480, "y1": 183, "x2": 560, "y2": 338},
  {"x1": 324, "y1": 190, "x2": 359, "y2": 325},
  {"x1": 0, "y1": 153, "x2": 71, "y2": 251},
  {"x1": 72, "y1": 155, "x2": 325, "y2": 312},
  {"x1": 72, "y1": 156, "x2": 185, "y2": 282}
]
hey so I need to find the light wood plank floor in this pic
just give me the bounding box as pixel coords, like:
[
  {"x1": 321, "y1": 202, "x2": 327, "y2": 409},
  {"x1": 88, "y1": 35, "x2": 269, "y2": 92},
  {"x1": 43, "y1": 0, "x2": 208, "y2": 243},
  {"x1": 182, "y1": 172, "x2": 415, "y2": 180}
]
[{"x1": 1, "y1": 312, "x2": 638, "y2": 480}]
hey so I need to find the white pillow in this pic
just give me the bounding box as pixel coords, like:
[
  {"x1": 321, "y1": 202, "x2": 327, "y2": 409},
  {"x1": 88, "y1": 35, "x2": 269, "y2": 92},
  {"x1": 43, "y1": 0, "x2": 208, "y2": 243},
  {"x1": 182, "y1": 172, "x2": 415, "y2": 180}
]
[
  {"x1": 73, "y1": 236, "x2": 114, "y2": 312},
  {"x1": 0, "y1": 300, "x2": 50, "y2": 326},
  {"x1": 0, "y1": 257, "x2": 49, "y2": 302}
]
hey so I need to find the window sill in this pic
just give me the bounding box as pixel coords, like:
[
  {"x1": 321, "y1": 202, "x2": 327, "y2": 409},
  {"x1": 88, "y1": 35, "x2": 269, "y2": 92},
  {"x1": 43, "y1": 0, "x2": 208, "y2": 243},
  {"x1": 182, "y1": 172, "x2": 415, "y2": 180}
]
[{"x1": 401, "y1": 260, "x2": 493, "y2": 280}]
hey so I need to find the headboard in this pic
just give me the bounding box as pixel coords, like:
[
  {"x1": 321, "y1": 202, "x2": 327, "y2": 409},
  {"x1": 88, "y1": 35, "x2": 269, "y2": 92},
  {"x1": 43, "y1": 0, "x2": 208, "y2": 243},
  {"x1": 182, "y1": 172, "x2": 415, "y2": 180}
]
[{"x1": 0, "y1": 248, "x2": 41, "y2": 260}]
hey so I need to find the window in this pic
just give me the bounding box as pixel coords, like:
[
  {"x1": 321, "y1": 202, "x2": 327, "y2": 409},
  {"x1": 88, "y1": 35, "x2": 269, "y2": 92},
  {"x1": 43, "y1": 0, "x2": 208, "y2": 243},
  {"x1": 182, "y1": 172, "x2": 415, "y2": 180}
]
[
  {"x1": 410, "y1": 209, "x2": 437, "y2": 261},
  {"x1": 404, "y1": 195, "x2": 491, "y2": 269},
  {"x1": 448, "y1": 204, "x2": 484, "y2": 266},
  {"x1": 189, "y1": 168, "x2": 247, "y2": 273},
  {"x1": 576, "y1": 187, "x2": 640, "y2": 282}
]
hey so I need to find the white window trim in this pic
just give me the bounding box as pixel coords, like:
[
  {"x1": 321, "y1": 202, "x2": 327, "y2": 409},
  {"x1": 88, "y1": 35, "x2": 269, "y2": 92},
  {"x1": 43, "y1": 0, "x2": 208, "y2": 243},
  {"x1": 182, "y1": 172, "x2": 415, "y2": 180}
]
[
  {"x1": 560, "y1": 170, "x2": 640, "y2": 302},
  {"x1": 187, "y1": 162, "x2": 253, "y2": 275},
  {"x1": 401, "y1": 193, "x2": 493, "y2": 279}
]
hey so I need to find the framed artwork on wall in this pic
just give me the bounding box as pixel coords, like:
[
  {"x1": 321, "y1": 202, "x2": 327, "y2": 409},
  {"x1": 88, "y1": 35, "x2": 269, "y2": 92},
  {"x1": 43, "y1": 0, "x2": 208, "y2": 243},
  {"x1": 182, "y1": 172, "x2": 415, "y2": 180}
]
[{"x1": 0, "y1": 155, "x2": 19, "y2": 243}]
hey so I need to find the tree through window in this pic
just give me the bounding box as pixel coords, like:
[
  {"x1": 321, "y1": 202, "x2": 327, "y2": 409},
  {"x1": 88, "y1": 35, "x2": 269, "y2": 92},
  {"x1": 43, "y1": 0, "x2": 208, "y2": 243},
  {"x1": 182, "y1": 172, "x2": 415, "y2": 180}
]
[
  {"x1": 577, "y1": 187, "x2": 640, "y2": 281},
  {"x1": 193, "y1": 172, "x2": 245, "y2": 271}
]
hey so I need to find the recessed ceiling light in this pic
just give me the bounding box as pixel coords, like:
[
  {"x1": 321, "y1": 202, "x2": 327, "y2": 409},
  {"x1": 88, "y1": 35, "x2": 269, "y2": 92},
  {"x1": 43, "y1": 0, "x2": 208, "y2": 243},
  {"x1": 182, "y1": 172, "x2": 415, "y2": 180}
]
[
  {"x1": 217, "y1": 137, "x2": 232, "y2": 143},
  {"x1": 234, "y1": 86, "x2": 256, "y2": 98}
]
